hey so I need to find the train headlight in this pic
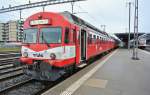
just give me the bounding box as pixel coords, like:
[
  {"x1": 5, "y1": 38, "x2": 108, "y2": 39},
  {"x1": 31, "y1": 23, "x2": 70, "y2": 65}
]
[
  {"x1": 50, "y1": 53, "x2": 56, "y2": 60},
  {"x1": 23, "y1": 52, "x2": 28, "y2": 58}
]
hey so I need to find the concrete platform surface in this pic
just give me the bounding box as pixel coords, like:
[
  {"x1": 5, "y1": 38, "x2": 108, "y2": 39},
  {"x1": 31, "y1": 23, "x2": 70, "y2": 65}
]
[{"x1": 42, "y1": 49, "x2": 150, "y2": 95}]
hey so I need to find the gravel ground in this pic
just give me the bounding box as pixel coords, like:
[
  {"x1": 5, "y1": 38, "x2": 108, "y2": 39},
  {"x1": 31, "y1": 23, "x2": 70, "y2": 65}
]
[
  {"x1": 0, "y1": 75, "x2": 30, "y2": 92},
  {"x1": 2, "y1": 80, "x2": 46, "y2": 95}
]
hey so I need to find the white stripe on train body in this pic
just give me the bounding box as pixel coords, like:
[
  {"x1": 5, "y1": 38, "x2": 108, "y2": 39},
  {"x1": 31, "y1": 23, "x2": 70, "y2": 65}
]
[{"x1": 21, "y1": 46, "x2": 76, "y2": 60}]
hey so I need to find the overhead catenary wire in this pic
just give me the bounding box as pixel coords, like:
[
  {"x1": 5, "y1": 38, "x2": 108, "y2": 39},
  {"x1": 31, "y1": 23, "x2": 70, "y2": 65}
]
[
  {"x1": 75, "y1": 3, "x2": 105, "y2": 31},
  {"x1": 0, "y1": 0, "x2": 86, "y2": 13}
]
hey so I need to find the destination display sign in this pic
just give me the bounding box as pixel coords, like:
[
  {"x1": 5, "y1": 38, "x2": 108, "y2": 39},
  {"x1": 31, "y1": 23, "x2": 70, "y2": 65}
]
[{"x1": 30, "y1": 19, "x2": 50, "y2": 25}]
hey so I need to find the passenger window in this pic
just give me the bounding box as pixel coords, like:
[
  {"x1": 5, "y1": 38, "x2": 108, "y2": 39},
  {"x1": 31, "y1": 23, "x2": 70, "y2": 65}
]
[
  {"x1": 88, "y1": 34, "x2": 92, "y2": 44},
  {"x1": 97, "y1": 36, "x2": 99, "y2": 43},
  {"x1": 93, "y1": 35, "x2": 96, "y2": 43},
  {"x1": 65, "y1": 27, "x2": 69, "y2": 44}
]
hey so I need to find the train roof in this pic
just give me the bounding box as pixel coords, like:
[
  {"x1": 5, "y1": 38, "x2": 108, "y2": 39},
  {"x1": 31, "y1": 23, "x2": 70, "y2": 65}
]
[
  {"x1": 139, "y1": 33, "x2": 150, "y2": 39},
  {"x1": 61, "y1": 11, "x2": 108, "y2": 36}
]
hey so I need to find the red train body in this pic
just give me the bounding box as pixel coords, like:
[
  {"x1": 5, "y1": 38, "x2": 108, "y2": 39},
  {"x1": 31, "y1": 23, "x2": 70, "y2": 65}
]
[{"x1": 20, "y1": 11, "x2": 116, "y2": 81}]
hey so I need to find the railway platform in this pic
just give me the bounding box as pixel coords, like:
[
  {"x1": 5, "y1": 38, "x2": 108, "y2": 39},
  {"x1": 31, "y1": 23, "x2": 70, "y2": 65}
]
[{"x1": 42, "y1": 49, "x2": 150, "y2": 95}]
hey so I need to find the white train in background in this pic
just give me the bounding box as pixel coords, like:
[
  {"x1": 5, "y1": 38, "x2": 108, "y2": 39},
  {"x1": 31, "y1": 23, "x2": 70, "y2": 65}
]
[
  {"x1": 138, "y1": 33, "x2": 150, "y2": 49},
  {"x1": 130, "y1": 33, "x2": 150, "y2": 49}
]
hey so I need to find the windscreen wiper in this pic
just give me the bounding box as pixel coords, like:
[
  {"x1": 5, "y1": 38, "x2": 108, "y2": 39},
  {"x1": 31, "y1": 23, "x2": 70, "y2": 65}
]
[
  {"x1": 42, "y1": 32, "x2": 51, "y2": 48},
  {"x1": 23, "y1": 33, "x2": 30, "y2": 46}
]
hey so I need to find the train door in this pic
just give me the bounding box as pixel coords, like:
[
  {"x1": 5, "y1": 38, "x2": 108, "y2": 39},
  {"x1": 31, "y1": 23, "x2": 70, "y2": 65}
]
[{"x1": 80, "y1": 30, "x2": 87, "y2": 61}]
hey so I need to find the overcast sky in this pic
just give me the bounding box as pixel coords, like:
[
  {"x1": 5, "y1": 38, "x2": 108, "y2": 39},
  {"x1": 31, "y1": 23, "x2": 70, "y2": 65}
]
[{"x1": 0, "y1": 0, "x2": 149, "y2": 34}]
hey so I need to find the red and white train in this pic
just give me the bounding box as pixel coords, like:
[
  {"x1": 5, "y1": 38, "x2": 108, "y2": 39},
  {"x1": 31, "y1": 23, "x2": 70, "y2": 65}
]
[{"x1": 20, "y1": 11, "x2": 117, "y2": 81}]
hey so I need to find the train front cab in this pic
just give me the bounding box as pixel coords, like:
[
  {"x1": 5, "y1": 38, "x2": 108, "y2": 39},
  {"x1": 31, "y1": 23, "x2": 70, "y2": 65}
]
[{"x1": 20, "y1": 12, "x2": 80, "y2": 81}]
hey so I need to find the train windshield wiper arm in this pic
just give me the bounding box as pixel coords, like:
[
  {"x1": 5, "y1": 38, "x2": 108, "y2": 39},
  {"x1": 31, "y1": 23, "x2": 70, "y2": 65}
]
[
  {"x1": 23, "y1": 33, "x2": 30, "y2": 46},
  {"x1": 42, "y1": 32, "x2": 50, "y2": 48}
]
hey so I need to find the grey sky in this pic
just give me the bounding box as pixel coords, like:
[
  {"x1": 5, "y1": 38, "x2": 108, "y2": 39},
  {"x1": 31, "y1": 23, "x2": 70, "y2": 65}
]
[{"x1": 0, "y1": 0, "x2": 149, "y2": 34}]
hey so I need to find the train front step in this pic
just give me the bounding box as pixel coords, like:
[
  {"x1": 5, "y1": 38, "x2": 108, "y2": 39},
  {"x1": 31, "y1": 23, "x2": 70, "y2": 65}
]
[{"x1": 77, "y1": 63, "x2": 87, "y2": 68}]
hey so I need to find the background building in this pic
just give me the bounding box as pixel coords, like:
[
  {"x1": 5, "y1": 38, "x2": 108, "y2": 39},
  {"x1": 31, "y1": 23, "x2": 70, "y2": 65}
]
[
  {"x1": 0, "y1": 20, "x2": 24, "y2": 43},
  {"x1": 8, "y1": 21, "x2": 17, "y2": 42},
  {"x1": 0, "y1": 22, "x2": 5, "y2": 42}
]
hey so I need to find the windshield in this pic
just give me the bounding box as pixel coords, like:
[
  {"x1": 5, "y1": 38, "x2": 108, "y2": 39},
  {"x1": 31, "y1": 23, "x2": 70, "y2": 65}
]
[
  {"x1": 39, "y1": 27, "x2": 62, "y2": 43},
  {"x1": 23, "y1": 28, "x2": 38, "y2": 43}
]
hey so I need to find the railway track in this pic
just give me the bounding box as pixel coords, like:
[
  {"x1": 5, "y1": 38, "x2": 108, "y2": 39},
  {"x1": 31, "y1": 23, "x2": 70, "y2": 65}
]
[
  {"x1": 0, "y1": 57, "x2": 54, "y2": 95},
  {"x1": 0, "y1": 73, "x2": 71, "y2": 95},
  {"x1": 0, "y1": 53, "x2": 20, "y2": 59},
  {"x1": 0, "y1": 57, "x2": 20, "y2": 69},
  {"x1": 0, "y1": 57, "x2": 19, "y2": 65},
  {"x1": 0, "y1": 75, "x2": 32, "y2": 93},
  {"x1": 0, "y1": 53, "x2": 52, "y2": 95},
  {"x1": 0, "y1": 69, "x2": 23, "y2": 81},
  {"x1": 0, "y1": 64, "x2": 24, "y2": 81},
  {"x1": 0, "y1": 65, "x2": 74, "y2": 95},
  {"x1": 0, "y1": 57, "x2": 23, "y2": 81},
  {"x1": 0, "y1": 77, "x2": 52, "y2": 95},
  {"x1": 0, "y1": 66, "x2": 23, "y2": 75}
]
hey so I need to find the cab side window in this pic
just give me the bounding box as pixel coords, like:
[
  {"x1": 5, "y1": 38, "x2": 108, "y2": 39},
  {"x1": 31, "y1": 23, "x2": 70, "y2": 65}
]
[
  {"x1": 73, "y1": 29, "x2": 76, "y2": 43},
  {"x1": 65, "y1": 27, "x2": 69, "y2": 44}
]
